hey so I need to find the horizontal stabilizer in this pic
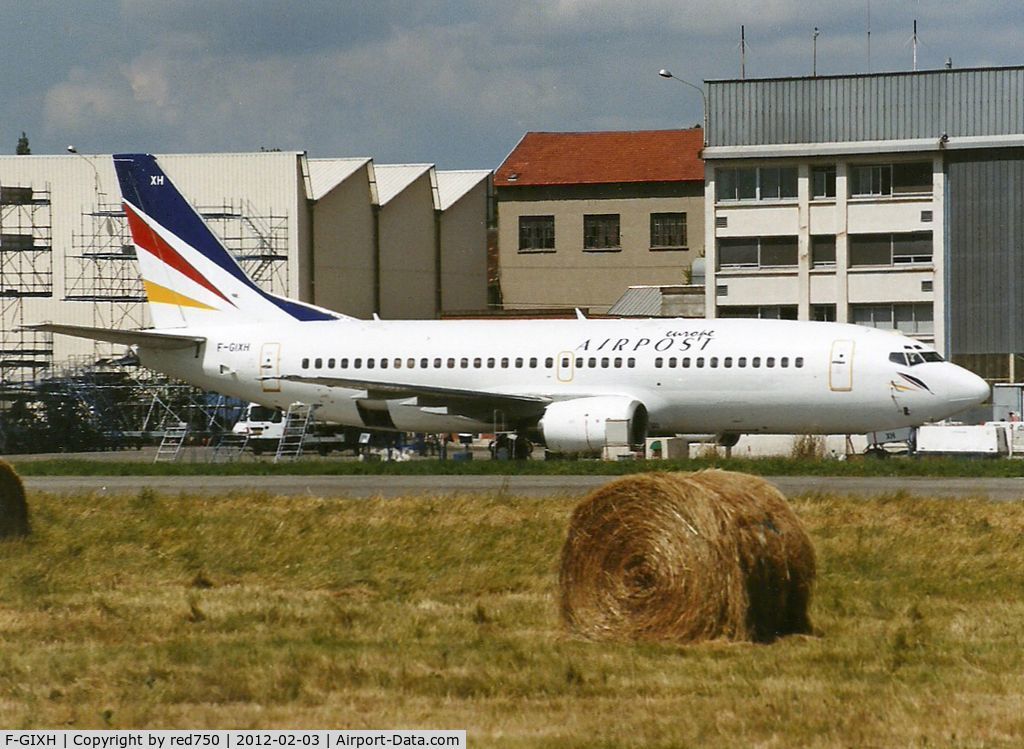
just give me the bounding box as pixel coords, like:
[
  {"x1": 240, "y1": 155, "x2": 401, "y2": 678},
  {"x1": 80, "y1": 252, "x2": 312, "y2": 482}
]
[{"x1": 25, "y1": 323, "x2": 205, "y2": 350}]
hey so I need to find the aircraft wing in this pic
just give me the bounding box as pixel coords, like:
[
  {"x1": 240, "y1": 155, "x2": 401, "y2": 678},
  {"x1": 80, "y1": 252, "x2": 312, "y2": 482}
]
[
  {"x1": 274, "y1": 374, "x2": 551, "y2": 422},
  {"x1": 25, "y1": 323, "x2": 205, "y2": 350}
]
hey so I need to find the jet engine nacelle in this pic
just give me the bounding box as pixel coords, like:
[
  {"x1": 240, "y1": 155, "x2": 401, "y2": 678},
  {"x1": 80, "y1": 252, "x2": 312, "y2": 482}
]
[{"x1": 539, "y1": 396, "x2": 648, "y2": 454}]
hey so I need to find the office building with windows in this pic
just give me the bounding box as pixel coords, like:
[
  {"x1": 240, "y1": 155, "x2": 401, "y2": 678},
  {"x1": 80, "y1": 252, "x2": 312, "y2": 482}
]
[
  {"x1": 495, "y1": 129, "x2": 704, "y2": 313},
  {"x1": 703, "y1": 65, "x2": 1024, "y2": 379}
]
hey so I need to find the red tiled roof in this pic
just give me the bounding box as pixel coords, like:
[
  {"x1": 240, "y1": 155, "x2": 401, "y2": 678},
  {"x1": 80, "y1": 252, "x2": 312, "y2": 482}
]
[{"x1": 494, "y1": 128, "x2": 703, "y2": 187}]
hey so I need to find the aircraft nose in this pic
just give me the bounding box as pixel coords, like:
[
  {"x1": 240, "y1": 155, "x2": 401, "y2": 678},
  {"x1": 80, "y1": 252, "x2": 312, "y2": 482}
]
[{"x1": 950, "y1": 367, "x2": 990, "y2": 406}]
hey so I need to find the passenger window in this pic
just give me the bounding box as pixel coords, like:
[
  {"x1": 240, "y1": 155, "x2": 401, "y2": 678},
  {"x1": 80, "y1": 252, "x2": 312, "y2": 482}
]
[
  {"x1": 601, "y1": 357, "x2": 609, "y2": 368},
  {"x1": 461, "y1": 358, "x2": 469, "y2": 368},
  {"x1": 328, "y1": 358, "x2": 335, "y2": 368},
  {"x1": 575, "y1": 357, "x2": 583, "y2": 368},
  {"x1": 682, "y1": 357, "x2": 691, "y2": 368},
  {"x1": 752, "y1": 357, "x2": 760, "y2": 367},
  {"x1": 724, "y1": 357, "x2": 732, "y2": 368},
  {"x1": 367, "y1": 359, "x2": 375, "y2": 369},
  {"x1": 315, "y1": 358, "x2": 323, "y2": 368},
  {"x1": 588, "y1": 357, "x2": 596, "y2": 368},
  {"x1": 545, "y1": 357, "x2": 554, "y2": 368},
  {"x1": 781, "y1": 357, "x2": 789, "y2": 368},
  {"x1": 627, "y1": 357, "x2": 636, "y2": 368},
  {"x1": 562, "y1": 356, "x2": 571, "y2": 368},
  {"x1": 710, "y1": 357, "x2": 719, "y2": 368},
  {"x1": 447, "y1": 358, "x2": 455, "y2": 368},
  {"x1": 474, "y1": 358, "x2": 482, "y2": 368},
  {"x1": 529, "y1": 357, "x2": 538, "y2": 368},
  {"x1": 301, "y1": 358, "x2": 309, "y2": 369},
  {"x1": 795, "y1": 357, "x2": 804, "y2": 368},
  {"x1": 655, "y1": 357, "x2": 664, "y2": 368},
  {"x1": 354, "y1": 358, "x2": 362, "y2": 369},
  {"x1": 380, "y1": 358, "x2": 388, "y2": 369},
  {"x1": 696, "y1": 357, "x2": 705, "y2": 367},
  {"x1": 515, "y1": 357, "x2": 524, "y2": 368},
  {"x1": 614, "y1": 357, "x2": 622, "y2": 368},
  {"x1": 668, "y1": 357, "x2": 677, "y2": 367},
  {"x1": 738, "y1": 357, "x2": 746, "y2": 367},
  {"x1": 766, "y1": 357, "x2": 775, "y2": 368},
  {"x1": 341, "y1": 358, "x2": 348, "y2": 368},
  {"x1": 501, "y1": 358, "x2": 509, "y2": 368},
  {"x1": 392, "y1": 358, "x2": 400, "y2": 368},
  {"x1": 487, "y1": 357, "x2": 495, "y2": 368}
]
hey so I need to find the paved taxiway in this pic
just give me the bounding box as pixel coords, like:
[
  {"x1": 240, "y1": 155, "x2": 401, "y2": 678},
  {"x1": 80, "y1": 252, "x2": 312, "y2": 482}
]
[{"x1": 20, "y1": 474, "x2": 1024, "y2": 500}]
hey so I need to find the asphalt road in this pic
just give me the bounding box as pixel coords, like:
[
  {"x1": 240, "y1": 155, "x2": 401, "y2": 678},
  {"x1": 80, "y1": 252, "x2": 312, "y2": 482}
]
[{"x1": 20, "y1": 473, "x2": 1024, "y2": 500}]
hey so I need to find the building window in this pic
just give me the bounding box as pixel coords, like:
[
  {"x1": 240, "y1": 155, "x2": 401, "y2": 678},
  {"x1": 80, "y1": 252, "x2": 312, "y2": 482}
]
[
  {"x1": 650, "y1": 212, "x2": 687, "y2": 250},
  {"x1": 717, "y1": 305, "x2": 798, "y2": 320},
  {"x1": 583, "y1": 214, "x2": 620, "y2": 251},
  {"x1": 717, "y1": 166, "x2": 797, "y2": 202},
  {"x1": 718, "y1": 236, "x2": 798, "y2": 269},
  {"x1": 851, "y1": 161, "x2": 932, "y2": 197},
  {"x1": 852, "y1": 303, "x2": 934, "y2": 336},
  {"x1": 850, "y1": 232, "x2": 932, "y2": 266},
  {"x1": 812, "y1": 166, "x2": 836, "y2": 199},
  {"x1": 811, "y1": 235, "x2": 836, "y2": 268},
  {"x1": 518, "y1": 215, "x2": 555, "y2": 252},
  {"x1": 811, "y1": 304, "x2": 837, "y2": 322}
]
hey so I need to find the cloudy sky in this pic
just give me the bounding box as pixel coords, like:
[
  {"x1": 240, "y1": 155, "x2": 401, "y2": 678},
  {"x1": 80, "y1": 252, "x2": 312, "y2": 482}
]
[{"x1": 3, "y1": 1, "x2": 1020, "y2": 169}]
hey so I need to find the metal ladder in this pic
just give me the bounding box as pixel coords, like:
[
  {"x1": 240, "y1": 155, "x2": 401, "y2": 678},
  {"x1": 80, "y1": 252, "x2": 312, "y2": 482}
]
[
  {"x1": 155, "y1": 421, "x2": 188, "y2": 463},
  {"x1": 274, "y1": 403, "x2": 314, "y2": 462}
]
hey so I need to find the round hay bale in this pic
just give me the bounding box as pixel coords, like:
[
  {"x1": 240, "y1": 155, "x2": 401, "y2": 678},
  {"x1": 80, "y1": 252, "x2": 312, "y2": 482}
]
[
  {"x1": 559, "y1": 469, "x2": 815, "y2": 643},
  {"x1": 0, "y1": 459, "x2": 30, "y2": 538}
]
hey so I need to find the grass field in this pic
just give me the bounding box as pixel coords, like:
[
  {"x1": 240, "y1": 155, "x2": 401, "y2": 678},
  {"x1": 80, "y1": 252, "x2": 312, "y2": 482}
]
[{"x1": 3, "y1": 485, "x2": 1024, "y2": 746}]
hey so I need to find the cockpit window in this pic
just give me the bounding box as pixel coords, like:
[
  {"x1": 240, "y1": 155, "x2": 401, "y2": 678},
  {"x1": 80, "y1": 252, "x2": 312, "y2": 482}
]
[{"x1": 891, "y1": 350, "x2": 944, "y2": 366}]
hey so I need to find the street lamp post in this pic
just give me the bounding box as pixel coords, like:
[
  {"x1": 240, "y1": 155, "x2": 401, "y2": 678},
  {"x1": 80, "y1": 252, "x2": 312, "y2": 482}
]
[{"x1": 658, "y1": 69, "x2": 708, "y2": 146}]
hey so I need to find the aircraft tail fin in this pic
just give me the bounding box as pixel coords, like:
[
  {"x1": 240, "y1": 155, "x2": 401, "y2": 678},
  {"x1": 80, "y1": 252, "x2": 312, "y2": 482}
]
[{"x1": 113, "y1": 153, "x2": 342, "y2": 329}]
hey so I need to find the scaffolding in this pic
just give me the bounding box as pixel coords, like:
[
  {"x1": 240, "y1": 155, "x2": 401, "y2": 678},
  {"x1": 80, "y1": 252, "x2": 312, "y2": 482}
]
[
  {"x1": 198, "y1": 200, "x2": 290, "y2": 297},
  {"x1": 0, "y1": 354, "x2": 245, "y2": 455},
  {"x1": 0, "y1": 184, "x2": 53, "y2": 386},
  {"x1": 66, "y1": 201, "x2": 146, "y2": 358},
  {"x1": 64, "y1": 198, "x2": 291, "y2": 359}
]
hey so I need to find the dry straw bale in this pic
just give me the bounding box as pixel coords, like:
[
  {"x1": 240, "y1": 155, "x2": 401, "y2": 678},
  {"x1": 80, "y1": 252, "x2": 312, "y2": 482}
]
[
  {"x1": 0, "y1": 459, "x2": 30, "y2": 538},
  {"x1": 559, "y1": 469, "x2": 815, "y2": 643}
]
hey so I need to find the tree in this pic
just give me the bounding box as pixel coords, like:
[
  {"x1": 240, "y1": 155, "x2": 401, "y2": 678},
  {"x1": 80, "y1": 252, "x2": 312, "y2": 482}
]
[{"x1": 15, "y1": 132, "x2": 30, "y2": 155}]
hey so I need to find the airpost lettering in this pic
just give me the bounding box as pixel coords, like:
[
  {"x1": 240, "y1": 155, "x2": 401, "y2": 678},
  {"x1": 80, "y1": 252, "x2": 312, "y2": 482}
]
[{"x1": 576, "y1": 329, "x2": 714, "y2": 354}]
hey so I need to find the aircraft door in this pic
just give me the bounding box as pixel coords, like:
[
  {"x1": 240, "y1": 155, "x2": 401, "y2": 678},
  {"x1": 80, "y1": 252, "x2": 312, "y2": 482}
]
[
  {"x1": 829, "y1": 340, "x2": 854, "y2": 392},
  {"x1": 557, "y1": 351, "x2": 575, "y2": 383},
  {"x1": 260, "y1": 342, "x2": 281, "y2": 393}
]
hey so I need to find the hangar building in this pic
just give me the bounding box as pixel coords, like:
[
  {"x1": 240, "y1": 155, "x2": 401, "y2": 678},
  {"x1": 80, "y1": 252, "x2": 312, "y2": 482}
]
[
  {"x1": 0, "y1": 151, "x2": 491, "y2": 381},
  {"x1": 701, "y1": 64, "x2": 1024, "y2": 380}
]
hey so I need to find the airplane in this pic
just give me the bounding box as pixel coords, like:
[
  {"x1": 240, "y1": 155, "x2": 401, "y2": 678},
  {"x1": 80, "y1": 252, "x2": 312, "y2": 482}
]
[{"x1": 30, "y1": 153, "x2": 990, "y2": 455}]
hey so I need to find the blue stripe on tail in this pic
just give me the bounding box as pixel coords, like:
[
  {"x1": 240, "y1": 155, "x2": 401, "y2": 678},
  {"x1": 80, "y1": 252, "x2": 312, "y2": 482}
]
[{"x1": 113, "y1": 153, "x2": 338, "y2": 322}]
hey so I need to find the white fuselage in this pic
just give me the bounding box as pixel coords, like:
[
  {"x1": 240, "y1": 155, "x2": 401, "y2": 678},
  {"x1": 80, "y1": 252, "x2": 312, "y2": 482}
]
[{"x1": 138, "y1": 317, "x2": 989, "y2": 438}]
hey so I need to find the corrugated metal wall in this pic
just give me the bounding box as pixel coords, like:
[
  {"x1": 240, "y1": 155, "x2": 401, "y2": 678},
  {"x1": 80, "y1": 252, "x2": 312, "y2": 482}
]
[
  {"x1": 707, "y1": 67, "x2": 1024, "y2": 147},
  {"x1": 947, "y1": 150, "x2": 1024, "y2": 354}
]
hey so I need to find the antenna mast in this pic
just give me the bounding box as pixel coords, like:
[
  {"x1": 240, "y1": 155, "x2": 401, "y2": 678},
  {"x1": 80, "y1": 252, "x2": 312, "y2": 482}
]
[
  {"x1": 866, "y1": 0, "x2": 871, "y2": 71},
  {"x1": 813, "y1": 27, "x2": 820, "y2": 76},
  {"x1": 740, "y1": 25, "x2": 746, "y2": 79},
  {"x1": 912, "y1": 19, "x2": 919, "y2": 71}
]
